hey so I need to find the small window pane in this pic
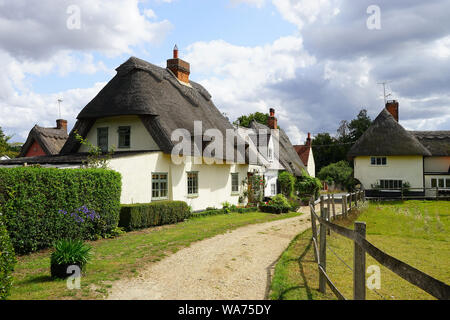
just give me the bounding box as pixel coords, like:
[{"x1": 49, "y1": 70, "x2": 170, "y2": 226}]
[
  {"x1": 231, "y1": 173, "x2": 239, "y2": 193},
  {"x1": 97, "y1": 128, "x2": 108, "y2": 152},
  {"x1": 439, "y1": 179, "x2": 445, "y2": 188},
  {"x1": 118, "y1": 126, "x2": 130, "y2": 148},
  {"x1": 382, "y1": 157, "x2": 387, "y2": 165},
  {"x1": 371, "y1": 157, "x2": 376, "y2": 165},
  {"x1": 187, "y1": 172, "x2": 198, "y2": 195},
  {"x1": 431, "y1": 179, "x2": 437, "y2": 188},
  {"x1": 376, "y1": 157, "x2": 382, "y2": 165},
  {"x1": 446, "y1": 179, "x2": 450, "y2": 188}
]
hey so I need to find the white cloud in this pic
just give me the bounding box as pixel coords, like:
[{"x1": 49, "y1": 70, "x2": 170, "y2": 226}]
[
  {"x1": 0, "y1": 0, "x2": 173, "y2": 60},
  {"x1": 230, "y1": 0, "x2": 266, "y2": 8}
]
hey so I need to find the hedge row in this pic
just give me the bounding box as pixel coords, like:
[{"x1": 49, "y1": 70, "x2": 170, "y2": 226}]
[
  {"x1": 0, "y1": 219, "x2": 15, "y2": 300},
  {"x1": 191, "y1": 207, "x2": 257, "y2": 219},
  {"x1": 0, "y1": 167, "x2": 122, "y2": 254},
  {"x1": 119, "y1": 201, "x2": 191, "y2": 231}
]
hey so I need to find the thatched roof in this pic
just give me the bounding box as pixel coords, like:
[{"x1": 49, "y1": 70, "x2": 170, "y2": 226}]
[
  {"x1": 348, "y1": 108, "x2": 431, "y2": 158},
  {"x1": 61, "y1": 57, "x2": 237, "y2": 162},
  {"x1": 0, "y1": 151, "x2": 158, "y2": 166},
  {"x1": 410, "y1": 131, "x2": 450, "y2": 156},
  {"x1": 250, "y1": 121, "x2": 305, "y2": 176},
  {"x1": 19, "y1": 125, "x2": 68, "y2": 157}
]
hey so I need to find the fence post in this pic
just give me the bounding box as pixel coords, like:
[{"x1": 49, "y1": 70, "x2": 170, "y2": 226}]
[
  {"x1": 319, "y1": 207, "x2": 327, "y2": 294},
  {"x1": 353, "y1": 222, "x2": 366, "y2": 300},
  {"x1": 320, "y1": 195, "x2": 324, "y2": 217},
  {"x1": 355, "y1": 191, "x2": 358, "y2": 207},
  {"x1": 342, "y1": 194, "x2": 346, "y2": 217},
  {"x1": 310, "y1": 201, "x2": 318, "y2": 263},
  {"x1": 326, "y1": 195, "x2": 331, "y2": 235},
  {"x1": 348, "y1": 194, "x2": 351, "y2": 211},
  {"x1": 331, "y1": 194, "x2": 336, "y2": 219}
]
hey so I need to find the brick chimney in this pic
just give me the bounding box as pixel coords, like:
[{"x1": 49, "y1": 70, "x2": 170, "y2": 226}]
[
  {"x1": 306, "y1": 132, "x2": 311, "y2": 147},
  {"x1": 167, "y1": 44, "x2": 190, "y2": 83},
  {"x1": 386, "y1": 100, "x2": 399, "y2": 122},
  {"x1": 268, "y1": 108, "x2": 278, "y2": 129},
  {"x1": 56, "y1": 119, "x2": 67, "y2": 133}
]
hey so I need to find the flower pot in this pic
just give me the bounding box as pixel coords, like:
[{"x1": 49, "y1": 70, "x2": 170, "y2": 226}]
[{"x1": 51, "y1": 263, "x2": 83, "y2": 279}]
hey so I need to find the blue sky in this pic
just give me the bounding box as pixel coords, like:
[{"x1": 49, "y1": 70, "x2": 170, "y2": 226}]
[{"x1": 1, "y1": 0, "x2": 449, "y2": 143}]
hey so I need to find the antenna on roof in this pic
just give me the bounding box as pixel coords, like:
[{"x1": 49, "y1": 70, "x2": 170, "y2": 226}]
[
  {"x1": 377, "y1": 81, "x2": 392, "y2": 105},
  {"x1": 57, "y1": 98, "x2": 63, "y2": 119}
]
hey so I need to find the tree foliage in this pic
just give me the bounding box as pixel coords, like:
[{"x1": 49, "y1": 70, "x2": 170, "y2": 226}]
[
  {"x1": 312, "y1": 109, "x2": 372, "y2": 172},
  {"x1": 295, "y1": 169, "x2": 322, "y2": 199},
  {"x1": 278, "y1": 171, "x2": 295, "y2": 198},
  {"x1": 317, "y1": 160, "x2": 356, "y2": 191},
  {"x1": 233, "y1": 112, "x2": 269, "y2": 128},
  {"x1": 0, "y1": 127, "x2": 21, "y2": 159}
]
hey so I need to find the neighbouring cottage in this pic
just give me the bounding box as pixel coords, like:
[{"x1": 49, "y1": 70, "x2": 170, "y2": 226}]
[
  {"x1": 294, "y1": 132, "x2": 315, "y2": 177},
  {"x1": 348, "y1": 100, "x2": 450, "y2": 197},
  {"x1": 236, "y1": 108, "x2": 306, "y2": 197},
  {"x1": 1, "y1": 48, "x2": 255, "y2": 211},
  {"x1": 19, "y1": 119, "x2": 69, "y2": 157}
]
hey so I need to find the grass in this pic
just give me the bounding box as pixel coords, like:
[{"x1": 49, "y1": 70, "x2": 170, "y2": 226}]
[
  {"x1": 9, "y1": 211, "x2": 301, "y2": 300},
  {"x1": 270, "y1": 200, "x2": 450, "y2": 300}
]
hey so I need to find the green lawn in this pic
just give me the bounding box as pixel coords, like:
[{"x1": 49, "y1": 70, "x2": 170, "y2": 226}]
[
  {"x1": 270, "y1": 200, "x2": 450, "y2": 300},
  {"x1": 9, "y1": 211, "x2": 301, "y2": 300}
]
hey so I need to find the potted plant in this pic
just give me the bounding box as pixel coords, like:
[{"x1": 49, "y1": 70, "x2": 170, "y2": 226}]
[{"x1": 50, "y1": 239, "x2": 92, "y2": 279}]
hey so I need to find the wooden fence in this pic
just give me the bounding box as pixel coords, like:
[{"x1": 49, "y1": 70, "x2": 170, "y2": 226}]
[{"x1": 309, "y1": 191, "x2": 450, "y2": 300}]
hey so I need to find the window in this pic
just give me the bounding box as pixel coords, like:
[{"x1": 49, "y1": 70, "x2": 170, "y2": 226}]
[
  {"x1": 187, "y1": 172, "x2": 198, "y2": 196},
  {"x1": 271, "y1": 183, "x2": 277, "y2": 196},
  {"x1": 379, "y1": 179, "x2": 402, "y2": 189},
  {"x1": 432, "y1": 178, "x2": 450, "y2": 189},
  {"x1": 97, "y1": 127, "x2": 108, "y2": 152},
  {"x1": 152, "y1": 173, "x2": 168, "y2": 199},
  {"x1": 371, "y1": 157, "x2": 387, "y2": 166},
  {"x1": 118, "y1": 126, "x2": 131, "y2": 148},
  {"x1": 231, "y1": 173, "x2": 239, "y2": 193},
  {"x1": 268, "y1": 148, "x2": 273, "y2": 161}
]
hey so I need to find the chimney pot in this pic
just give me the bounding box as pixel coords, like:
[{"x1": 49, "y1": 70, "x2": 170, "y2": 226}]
[
  {"x1": 386, "y1": 100, "x2": 399, "y2": 122},
  {"x1": 306, "y1": 132, "x2": 311, "y2": 146},
  {"x1": 56, "y1": 119, "x2": 68, "y2": 133},
  {"x1": 167, "y1": 45, "x2": 190, "y2": 83}
]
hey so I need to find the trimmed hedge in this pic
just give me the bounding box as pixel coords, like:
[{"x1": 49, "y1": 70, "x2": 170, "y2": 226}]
[
  {"x1": 0, "y1": 219, "x2": 16, "y2": 300},
  {"x1": 191, "y1": 207, "x2": 257, "y2": 219},
  {"x1": 0, "y1": 167, "x2": 122, "y2": 254},
  {"x1": 119, "y1": 201, "x2": 191, "y2": 231}
]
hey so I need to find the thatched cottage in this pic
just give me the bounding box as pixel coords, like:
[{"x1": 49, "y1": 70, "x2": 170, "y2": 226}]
[{"x1": 348, "y1": 100, "x2": 450, "y2": 197}]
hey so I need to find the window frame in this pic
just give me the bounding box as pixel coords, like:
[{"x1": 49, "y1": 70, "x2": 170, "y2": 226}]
[
  {"x1": 371, "y1": 156, "x2": 387, "y2": 166},
  {"x1": 152, "y1": 172, "x2": 169, "y2": 200},
  {"x1": 231, "y1": 173, "x2": 239, "y2": 194},
  {"x1": 271, "y1": 183, "x2": 277, "y2": 196},
  {"x1": 187, "y1": 171, "x2": 199, "y2": 197},
  {"x1": 379, "y1": 179, "x2": 403, "y2": 190},
  {"x1": 118, "y1": 126, "x2": 131, "y2": 149},
  {"x1": 97, "y1": 127, "x2": 109, "y2": 153}
]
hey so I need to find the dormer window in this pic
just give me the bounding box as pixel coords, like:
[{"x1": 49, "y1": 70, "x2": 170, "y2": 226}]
[
  {"x1": 118, "y1": 126, "x2": 131, "y2": 148},
  {"x1": 268, "y1": 148, "x2": 273, "y2": 162}
]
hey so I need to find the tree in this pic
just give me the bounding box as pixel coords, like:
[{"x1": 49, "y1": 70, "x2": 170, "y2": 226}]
[
  {"x1": 0, "y1": 127, "x2": 20, "y2": 158},
  {"x1": 278, "y1": 171, "x2": 295, "y2": 198},
  {"x1": 348, "y1": 109, "x2": 372, "y2": 142},
  {"x1": 233, "y1": 112, "x2": 269, "y2": 128},
  {"x1": 317, "y1": 160, "x2": 356, "y2": 191}
]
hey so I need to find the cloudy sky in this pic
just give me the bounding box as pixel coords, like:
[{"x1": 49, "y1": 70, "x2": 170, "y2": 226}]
[{"x1": 1, "y1": 0, "x2": 449, "y2": 144}]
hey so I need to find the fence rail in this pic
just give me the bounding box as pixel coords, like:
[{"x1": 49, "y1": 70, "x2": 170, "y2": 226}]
[
  {"x1": 365, "y1": 187, "x2": 450, "y2": 200},
  {"x1": 309, "y1": 191, "x2": 450, "y2": 300}
]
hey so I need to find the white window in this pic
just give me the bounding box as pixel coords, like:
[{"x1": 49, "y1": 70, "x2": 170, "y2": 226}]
[
  {"x1": 271, "y1": 183, "x2": 277, "y2": 195},
  {"x1": 187, "y1": 172, "x2": 198, "y2": 195},
  {"x1": 379, "y1": 179, "x2": 402, "y2": 189},
  {"x1": 431, "y1": 178, "x2": 450, "y2": 189},
  {"x1": 371, "y1": 157, "x2": 387, "y2": 166},
  {"x1": 268, "y1": 148, "x2": 273, "y2": 161},
  {"x1": 118, "y1": 126, "x2": 131, "y2": 148},
  {"x1": 97, "y1": 127, "x2": 108, "y2": 152},
  {"x1": 152, "y1": 173, "x2": 168, "y2": 200},
  {"x1": 231, "y1": 173, "x2": 239, "y2": 193}
]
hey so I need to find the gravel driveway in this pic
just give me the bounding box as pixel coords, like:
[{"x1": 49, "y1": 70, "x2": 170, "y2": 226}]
[{"x1": 107, "y1": 212, "x2": 312, "y2": 300}]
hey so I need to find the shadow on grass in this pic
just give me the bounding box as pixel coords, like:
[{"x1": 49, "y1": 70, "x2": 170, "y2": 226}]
[
  {"x1": 277, "y1": 236, "x2": 315, "y2": 300},
  {"x1": 18, "y1": 275, "x2": 55, "y2": 285}
]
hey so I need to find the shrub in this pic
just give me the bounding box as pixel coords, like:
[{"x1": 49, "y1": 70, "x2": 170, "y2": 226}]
[
  {"x1": 260, "y1": 194, "x2": 291, "y2": 214},
  {"x1": 0, "y1": 219, "x2": 16, "y2": 300},
  {"x1": 296, "y1": 169, "x2": 323, "y2": 200},
  {"x1": 119, "y1": 201, "x2": 191, "y2": 231},
  {"x1": 50, "y1": 239, "x2": 92, "y2": 279},
  {"x1": 0, "y1": 167, "x2": 122, "y2": 254},
  {"x1": 278, "y1": 171, "x2": 295, "y2": 198},
  {"x1": 317, "y1": 161, "x2": 355, "y2": 191},
  {"x1": 191, "y1": 206, "x2": 256, "y2": 219}
]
